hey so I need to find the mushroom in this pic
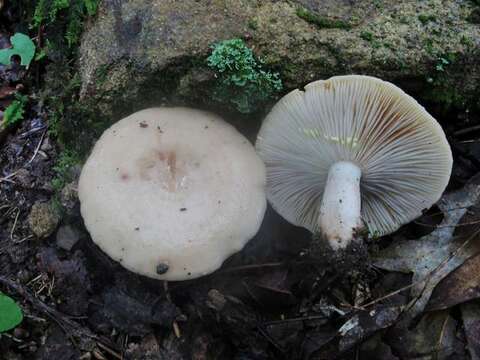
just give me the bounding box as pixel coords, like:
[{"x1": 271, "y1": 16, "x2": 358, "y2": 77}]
[
  {"x1": 78, "y1": 107, "x2": 266, "y2": 281},
  {"x1": 256, "y1": 75, "x2": 452, "y2": 252}
]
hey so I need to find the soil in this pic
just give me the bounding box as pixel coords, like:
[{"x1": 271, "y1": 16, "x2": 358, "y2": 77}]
[{"x1": 1, "y1": 83, "x2": 479, "y2": 360}]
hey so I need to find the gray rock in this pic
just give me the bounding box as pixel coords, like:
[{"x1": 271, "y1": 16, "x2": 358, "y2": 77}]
[
  {"x1": 56, "y1": 225, "x2": 80, "y2": 251},
  {"x1": 60, "y1": 181, "x2": 78, "y2": 211},
  {"x1": 27, "y1": 201, "x2": 60, "y2": 239},
  {"x1": 79, "y1": 0, "x2": 480, "y2": 124}
]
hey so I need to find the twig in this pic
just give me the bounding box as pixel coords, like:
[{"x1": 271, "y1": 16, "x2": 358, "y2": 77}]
[
  {"x1": 262, "y1": 314, "x2": 328, "y2": 326},
  {"x1": 9, "y1": 207, "x2": 20, "y2": 239},
  {"x1": 0, "y1": 275, "x2": 97, "y2": 348},
  {"x1": 414, "y1": 219, "x2": 480, "y2": 228},
  {"x1": 0, "y1": 128, "x2": 47, "y2": 183},
  {"x1": 362, "y1": 227, "x2": 480, "y2": 310},
  {"x1": 359, "y1": 282, "x2": 417, "y2": 308},
  {"x1": 454, "y1": 125, "x2": 480, "y2": 136},
  {"x1": 0, "y1": 171, "x2": 18, "y2": 183},
  {"x1": 97, "y1": 341, "x2": 122, "y2": 360},
  {"x1": 257, "y1": 325, "x2": 285, "y2": 353},
  {"x1": 28, "y1": 128, "x2": 47, "y2": 164}
]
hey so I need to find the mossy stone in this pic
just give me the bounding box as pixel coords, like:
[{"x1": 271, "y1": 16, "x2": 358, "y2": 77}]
[{"x1": 71, "y1": 0, "x2": 480, "y2": 153}]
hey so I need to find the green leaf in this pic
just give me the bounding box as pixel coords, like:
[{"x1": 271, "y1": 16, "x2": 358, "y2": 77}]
[
  {"x1": 0, "y1": 293, "x2": 23, "y2": 332},
  {"x1": 0, "y1": 33, "x2": 36, "y2": 68},
  {"x1": 2, "y1": 94, "x2": 28, "y2": 129}
]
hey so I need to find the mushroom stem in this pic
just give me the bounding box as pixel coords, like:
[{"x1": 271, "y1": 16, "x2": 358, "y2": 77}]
[{"x1": 318, "y1": 161, "x2": 363, "y2": 250}]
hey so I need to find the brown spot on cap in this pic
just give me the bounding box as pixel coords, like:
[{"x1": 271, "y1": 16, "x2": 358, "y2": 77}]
[
  {"x1": 323, "y1": 81, "x2": 333, "y2": 91},
  {"x1": 139, "y1": 122, "x2": 148, "y2": 128}
]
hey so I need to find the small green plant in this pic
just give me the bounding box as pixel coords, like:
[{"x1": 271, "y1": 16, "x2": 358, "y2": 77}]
[
  {"x1": 52, "y1": 150, "x2": 80, "y2": 192},
  {"x1": 0, "y1": 33, "x2": 36, "y2": 68},
  {"x1": 0, "y1": 293, "x2": 23, "y2": 333},
  {"x1": 1, "y1": 94, "x2": 28, "y2": 130},
  {"x1": 207, "y1": 38, "x2": 282, "y2": 113},
  {"x1": 424, "y1": 52, "x2": 464, "y2": 109},
  {"x1": 434, "y1": 53, "x2": 456, "y2": 72},
  {"x1": 435, "y1": 57, "x2": 450, "y2": 72},
  {"x1": 33, "y1": 0, "x2": 100, "y2": 48},
  {"x1": 296, "y1": 7, "x2": 352, "y2": 30}
]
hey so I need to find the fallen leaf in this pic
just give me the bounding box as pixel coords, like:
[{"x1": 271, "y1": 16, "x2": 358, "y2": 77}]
[
  {"x1": 307, "y1": 305, "x2": 402, "y2": 359},
  {"x1": 243, "y1": 268, "x2": 297, "y2": 308},
  {"x1": 301, "y1": 327, "x2": 337, "y2": 360},
  {"x1": 387, "y1": 310, "x2": 465, "y2": 359},
  {"x1": 428, "y1": 202, "x2": 480, "y2": 310},
  {"x1": 374, "y1": 175, "x2": 480, "y2": 321},
  {"x1": 360, "y1": 334, "x2": 399, "y2": 360},
  {"x1": 338, "y1": 306, "x2": 402, "y2": 352},
  {"x1": 461, "y1": 302, "x2": 480, "y2": 360},
  {"x1": 428, "y1": 252, "x2": 480, "y2": 311},
  {"x1": 0, "y1": 85, "x2": 16, "y2": 100},
  {"x1": 264, "y1": 321, "x2": 303, "y2": 353},
  {"x1": 206, "y1": 289, "x2": 268, "y2": 355}
]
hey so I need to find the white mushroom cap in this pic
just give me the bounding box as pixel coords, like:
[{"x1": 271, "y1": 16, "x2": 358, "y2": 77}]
[
  {"x1": 256, "y1": 75, "x2": 452, "y2": 241},
  {"x1": 79, "y1": 108, "x2": 266, "y2": 281}
]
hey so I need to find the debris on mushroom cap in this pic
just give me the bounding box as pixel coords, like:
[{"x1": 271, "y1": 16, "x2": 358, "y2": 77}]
[
  {"x1": 78, "y1": 107, "x2": 266, "y2": 281},
  {"x1": 256, "y1": 75, "x2": 452, "y2": 244}
]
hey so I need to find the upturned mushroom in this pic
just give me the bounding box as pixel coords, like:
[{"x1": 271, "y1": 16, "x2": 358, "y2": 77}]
[
  {"x1": 256, "y1": 75, "x2": 452, "y2": 253},
  {"x1": 79, "y1": 108, "x2": 266, "y2": 281}
]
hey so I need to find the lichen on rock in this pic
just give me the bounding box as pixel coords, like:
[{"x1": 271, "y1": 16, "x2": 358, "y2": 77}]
[{"x1": 28, "y1": 201, "x2": 60, "y2": 239}]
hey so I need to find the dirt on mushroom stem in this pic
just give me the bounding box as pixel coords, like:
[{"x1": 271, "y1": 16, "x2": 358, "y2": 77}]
[{"x1": 309, "y1": 229, "x2": 370, "y2": 275}]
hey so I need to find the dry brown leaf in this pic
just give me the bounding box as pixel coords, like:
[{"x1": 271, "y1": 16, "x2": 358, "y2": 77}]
[
  {"x1": 461, "y1": 302, "x2": 480, "y2": 360},
  {"x1": 374, "y1": 174, "x2": 480, "y2": 322},
  {"x1": 0, "y1": 84, "x2": 17, "y2": 100},
  {"x1": 387, "y1": 310, "x2": 465, "y2": 359},
  {"x1": 428, "y1": 252, "x2": 480, "y2": 311}
]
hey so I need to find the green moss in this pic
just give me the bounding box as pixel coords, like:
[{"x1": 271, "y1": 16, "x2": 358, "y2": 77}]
[
  {"x1": 207, "y1": 38, "x2": 282, "y2": 113},
  {"x1": 418, "y1": 14, "x2": 436, "y2": 24},
  {"x1": 360, "y1": 30, "x2": 374, "y2": 42},
  {"x1": 51, "y1": 149, "x2": 80, "y2": 192},
  {"x1": 95, "y1": 64, "x2": 112, "y2": 86},
  {"x1": 33, "y1": 0, "x2": 100, "y2": 50},
  {"x1": 296, "y1": 7, "x2": 352, "y2": 30},
  {"x1": 247, "y1": 19, "x2": 258, "y2": 30},
  {"x1": 460, "y1": 35, "x2": 474, "y2": 47},
  {"x1": 468, "y1": 8, "x2": 480, "y2": 24}
]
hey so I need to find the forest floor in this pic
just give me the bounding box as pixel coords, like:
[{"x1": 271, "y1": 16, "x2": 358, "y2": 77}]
[{"x1": 3, "y1": 1, "x2": 480, "y2": 360}]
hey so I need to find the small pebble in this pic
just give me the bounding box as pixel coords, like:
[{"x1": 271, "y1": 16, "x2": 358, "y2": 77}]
[
  {"x1": 156, "y1": 263, "x2": 169, "y2": 274},
  {"x1": 13, "y1": 328, "x2": 29, "y2": 339},
  {"x1": 56, "y1": 225, "x2": 80, "y2": 251}
]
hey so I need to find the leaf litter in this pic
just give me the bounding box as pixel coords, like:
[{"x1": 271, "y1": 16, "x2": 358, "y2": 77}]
[{"x1": 374, "y1": 173, "x2": 480, "y2": 323}]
